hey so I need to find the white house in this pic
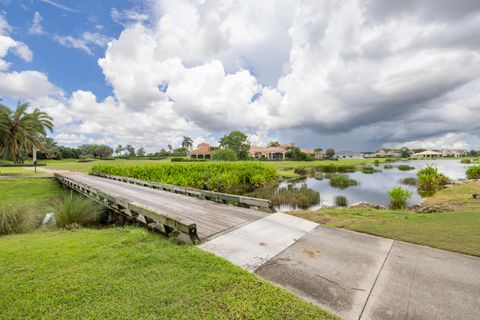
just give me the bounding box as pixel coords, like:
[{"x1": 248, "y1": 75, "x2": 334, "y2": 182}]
[
  {"x1": 441, "y1": 149, "x2": 468, "y2": 157},
  {"x1": 335, "y1": 151, "x2": 364, "y2": 159}
]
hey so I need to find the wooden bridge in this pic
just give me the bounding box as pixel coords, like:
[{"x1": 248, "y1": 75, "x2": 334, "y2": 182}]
[{"x1": 55, "y1": 172, "x2": 274, "y2": 243}]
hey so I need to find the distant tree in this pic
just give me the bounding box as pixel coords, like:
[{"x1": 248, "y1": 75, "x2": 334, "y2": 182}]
[
  {"x1": 115, "y1": 144, "x2": 124, "y2": 156},
  {"x1": 156, "y1": 149, "x2": 170, "y2": 157},
  {"x1": 95, "y1": 145, "x2": 113, "y2": 158},
  {"x1": 172, "y1": 147, "x2": 187, "y2": 157},
  {"x1": 181, "y1": 136, "x2": 193, "y2": 150},
  {"x1": 219, "y1": 130, "x2": 250, "y2": 160},
  {"x1": 36, "y1": 137, "x2": 61, "y2": 159},
  {"x1": 0, "y1": 102, "x2": 53, "y2": 164},
  {"x1": 326, "y1": 148, "x2": 335, "y2": 159},
  {"x1": 79, "y1": 144, "x2": 113, "y2": 158},
  {"x1": 469, "y1": 150, "x2": 478, "y2": 157},
  {"x1": 167, "y1": 144, "x2": 173, "y2": 152},
  {"x1": 285, "y1": 146, "x2": 309, "y2": 161},
  {"x1": 57, "y1": 146, "x2": 81, "y2": 159},
  {"x1": 136, "y1": 147, "x2": 146, "y2": 157},
  {"x1": 125, "y1": 144, "x2": 135, "y2": 157},
  {"x1": 212, "y1": 148, "x2": 237, "y2": 161},
  {"x1": 267, "y1": 140, "x2": 280, "y2": 147},
  {"x1": 400, "y1": 148, "x2": 411, "y2": 158}
]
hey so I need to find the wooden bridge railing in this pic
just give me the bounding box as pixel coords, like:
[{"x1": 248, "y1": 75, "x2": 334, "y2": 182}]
[
  {"x1": 55, "y1": 173, "x2": 201, "y2": 243},
  {"x1": 89, "y1": 172, "x2": 276, "y2": 213}
]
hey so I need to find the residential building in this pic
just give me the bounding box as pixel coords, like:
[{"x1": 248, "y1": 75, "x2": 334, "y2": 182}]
[
  {"x1": 364, "y1": 149, "x2": 401, "y2": 158},
  {"x1": 189, "y1": 143, "x2": 212, "y2": 159},
  {"x1": 411, "y1": 150, "x2": 443, "y2": 158},
  {"x1": 248, "y1": 143, "x2": 316, "y2": 160},
  {"x1": 441, "y1": 149, "x2": 468, "y2": 157},
  {"x1": 335, "y1": 151, "x2": 364, "y2": 159}
]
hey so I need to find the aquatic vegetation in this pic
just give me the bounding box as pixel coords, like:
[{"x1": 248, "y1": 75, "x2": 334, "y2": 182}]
[
  {"x1": 384, "y1": 164, "x2": 394, "y2": 169},
  {"x1": 334, "y1": 195, "x2": 348, "y2": 207},
  {"x1": 90, "y1": 162, "x2": 277, "y2": 193},
  {"x1": 388, "y1": 187, "x2": 412, "y2": 209},
  {"x1": 361, "y1": 166, "x2": 375, "y2": 174},
  {"x1": 417, "y1": 166, "x2": 450, "y2": 192},
  {"x1": 399, "y1": 177, "x2": 417, "y2": 186},
  {"x1": 460, "y1": 159, "x2": 472, "y2": 164},
  {"x1": 466, "y1": 165, "x2": 480, "y2": 179},
  {"x1": 271, "y1": 184, "x2": 320, "y2": 210},
  {"x1": 329, "y1": 174, "x2": 358, "y2": 190},
  {"x1": 398, "y1": 165, "x2": 415, "y2": 171}
]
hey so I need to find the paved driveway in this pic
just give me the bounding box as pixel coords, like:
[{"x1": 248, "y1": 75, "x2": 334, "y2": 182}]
[{"x1": 201, "y1": 214, "x2": 480, "y2": 320}]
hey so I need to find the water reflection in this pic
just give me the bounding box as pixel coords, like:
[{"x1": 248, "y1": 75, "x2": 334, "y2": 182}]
[{"x1": 274, "y1": 160, "x2": 473, "y2": 211}]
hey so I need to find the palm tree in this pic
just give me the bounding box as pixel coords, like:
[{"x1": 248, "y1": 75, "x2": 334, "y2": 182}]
[
  {"x1": 0, "y1": 102, "x2": 53, "y2": 164},
  {"x1": 181, "y1": 136, "x2": 193, "y2": 150}
]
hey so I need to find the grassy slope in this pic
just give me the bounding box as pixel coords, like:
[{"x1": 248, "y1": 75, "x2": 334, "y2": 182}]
[
  {"x1": 0, "y1": 228, "x2": 336, "y2": 320},
  {"x1": 292, "y1": 182, "x2": 480, "y2": 256}
]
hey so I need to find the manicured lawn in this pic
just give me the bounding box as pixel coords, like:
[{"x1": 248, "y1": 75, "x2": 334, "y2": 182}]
[
  {"x1": 292, "y1": 208, "x2": 480, "y2": 256},
  {"x1": 0, "y1": 166, "x2": 50, "y2": 176},
  {"x1": 0, "y1": 178, "x2": 62, "y2": 207},
  {"x1": 0, "y1": 228, "x2": 336, "y2": 319}
]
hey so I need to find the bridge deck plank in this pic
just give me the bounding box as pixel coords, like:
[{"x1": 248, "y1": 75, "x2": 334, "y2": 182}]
[{"x1": 63, "y1": 173, "x2": 268, "y2": 239}]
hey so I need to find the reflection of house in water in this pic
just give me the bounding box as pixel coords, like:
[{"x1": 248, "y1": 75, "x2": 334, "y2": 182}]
[{"x1": 189, "y1": 143, "x2": 212, "y2": 159}]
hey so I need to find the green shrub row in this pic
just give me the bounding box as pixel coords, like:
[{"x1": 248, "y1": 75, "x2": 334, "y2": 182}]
[
  {"x1": 170, "y1": 158, "x2": 207, "y2": 162},
  {"x1": 90, "y1": 162, "x2": 277, "y2": 193},
  {"x1": 466, "y1": 165, "x2": 480, "y2": 179}
]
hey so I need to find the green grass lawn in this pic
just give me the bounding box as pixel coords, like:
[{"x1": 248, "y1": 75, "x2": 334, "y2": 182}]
[
  {"x1": 0, "y1": 177, "x2": 62, "y2": 207},
  {"x1": 292, "y1": 208, "x2": 480, "y2": 256},
  {"x1": 0, "y1": 228, "x2": 336, "y2": 320}
]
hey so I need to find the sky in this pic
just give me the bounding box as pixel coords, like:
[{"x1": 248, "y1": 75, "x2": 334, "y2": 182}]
[{"x1": 1, "y1": 0, "x2": 480, "y2": 152}]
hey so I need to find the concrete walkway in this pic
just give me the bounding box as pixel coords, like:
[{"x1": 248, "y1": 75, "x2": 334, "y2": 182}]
[{"x1": 200, "y1": 213, "x2": 480, "y2": 320}]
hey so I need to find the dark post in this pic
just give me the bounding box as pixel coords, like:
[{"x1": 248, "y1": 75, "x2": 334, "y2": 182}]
[{"x1": 34, "y1": 160, "x2": 37, "y2": 173}]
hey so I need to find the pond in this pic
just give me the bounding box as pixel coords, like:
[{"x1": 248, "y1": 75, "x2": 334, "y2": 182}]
[{"x1": 260, "y1": 160, "x2": 473, "y2": 211}]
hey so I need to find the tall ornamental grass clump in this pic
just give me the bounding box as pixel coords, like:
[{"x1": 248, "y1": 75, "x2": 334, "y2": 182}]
[
  {"x1": 90, "y1": 162, "x2": 277, "y2": 193},
  {"x1": 334, "y1": 195, "x2": 348, "y2": 207},
  {"x1": 466, "y1": 165, "x2": 480, "y2": 179},
  {"x1": 388, "y1": 187, "x2": 412, "y2": 209},
  {"x1": 0, "y1": 204, "x2": 32, "y2": 235},
  {"x1": 417, "y1": 166, "x2": 450, "y2": 192},
  {"x1": 54, "y1": 192, "x2": 105, "y2": 228},
  {"x1": 271, "y1": 185, "x2": 320, "y2": 210}
]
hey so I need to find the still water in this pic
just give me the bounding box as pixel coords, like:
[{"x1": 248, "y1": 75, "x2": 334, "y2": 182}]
[{"x1": 275, "y1": 160, "x2": 473, "y2": 211}]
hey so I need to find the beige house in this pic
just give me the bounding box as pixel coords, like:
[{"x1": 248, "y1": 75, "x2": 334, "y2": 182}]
[
  {"x1": 365, "y1": 149, "x2": 401, "y2": 158},
  {"x1": 441, "y1": 149, "x2": 468, "y2": 157},
  {"x1": 189, "y1": 143, "x2": 212, "y2": 159},
  {"x1": 249, "y1": 143, "x2": 316, "y2": 160},
  {"x1": 411, "y1": 150, "x2": 443, "y2": 158}
]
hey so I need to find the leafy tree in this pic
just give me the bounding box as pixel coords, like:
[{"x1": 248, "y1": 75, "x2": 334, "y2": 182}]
[
  {"x1": 267, "y1": 140, "x2": 280, "y2": 147},
  {"x1": 79, "y1": 144, "x2": 113, "y2": 158},
  {"x1": 115, "y1": 144, "x2": 124, "y2": 156},
  {"x1": 212, "y1": 148, "x2": 237, "y2": 161},
  {"x1": 167, "y1": 144, "x2": 173, "y2": 152},
  {"x1": 285, "y1": 146, "x2": 309, "y2": 161},
  {"x1": 57, "y1": 146, "x2": 81, "y2": 159},
  {"x1": 0, "y1": 102, "x2": 53, "y2": 164},
  {"x1": 325, "y1": 148, "x2": 335, "y2": 159},
  {"x1": 137, "y1": 147, "x2": 146, "y2": 157},
  {"x1": 219, "y1": 130, "x2": 250, "y2": 160},
  {"x1": 469, "y1": 149, "x2": 478, "y2": 157},
  {"x1": 125, "y1": 144, "x2": 135, "y2": 157},
  {"x1": 36, "y1": 137, "x2": 61, "y2": 159},
  {"x1": 400, "y1": 147, "x2": 411, "y2": 158},
  {"x1": 172, "y1": 147, "x2": 187, "y2": 157},
  {"x1": 181, "y1": 136, "x2": 193, "y2": 150}
]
